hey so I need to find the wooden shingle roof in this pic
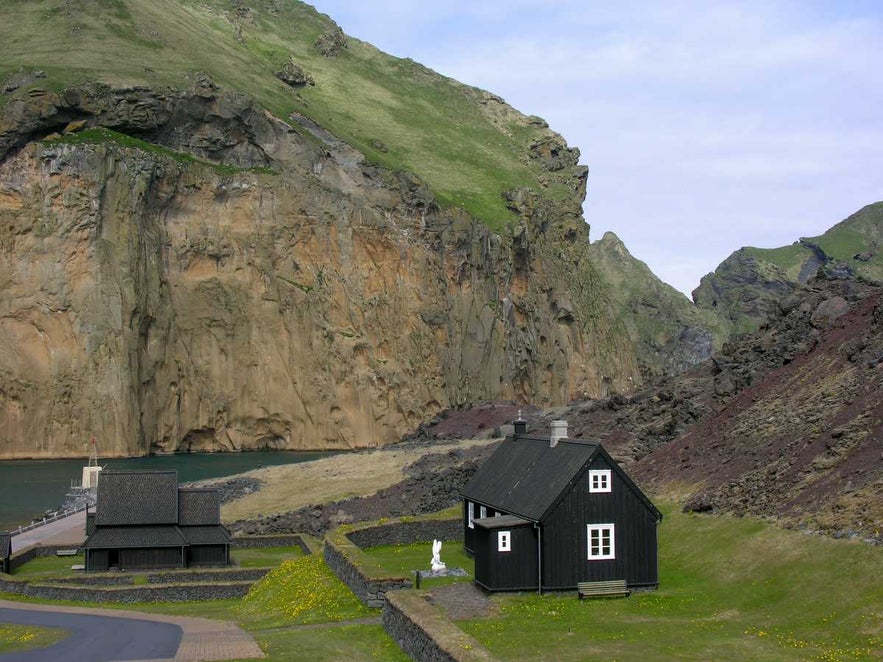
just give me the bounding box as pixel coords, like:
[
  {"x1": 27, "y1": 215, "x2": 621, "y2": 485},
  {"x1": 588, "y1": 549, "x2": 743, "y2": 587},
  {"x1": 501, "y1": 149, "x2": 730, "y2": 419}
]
[
  {"x1": 82, "y1": 525, "x2": 187, "y2": 549},
  {"x1": 179, "y1": 525, "x2": 232, "y2": 545},
  {"x1": 178, "y1": 489, "x2": 221, "y2": 526},
  {"x1": 95, "y1": 471, "x2": 179, "y2": 526},
  {"x1": 462, "y1": 434, "x2": 662, "y2": 523},
  {"x1": 462, "y1": 435, "x2": 599, "y2": 521}
]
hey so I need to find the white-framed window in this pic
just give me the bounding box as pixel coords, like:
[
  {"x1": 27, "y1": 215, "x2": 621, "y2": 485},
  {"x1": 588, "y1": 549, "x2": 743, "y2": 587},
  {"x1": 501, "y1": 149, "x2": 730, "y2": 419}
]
[
  {"x1": 467, "y1": 501, "x2": 475, "y2": 529},
  {"x1": 479, "y1": 505, "x2": 487, "y2": 519},
  {"x1": 589, "y1": 469, "x2": 612, "y2": 493},
  {"x1": 587, "y1": 524, "x2": 615, "y2": 560},
  {"x1": 498, "y1": 530, "x2": 511, "y2": 552}
]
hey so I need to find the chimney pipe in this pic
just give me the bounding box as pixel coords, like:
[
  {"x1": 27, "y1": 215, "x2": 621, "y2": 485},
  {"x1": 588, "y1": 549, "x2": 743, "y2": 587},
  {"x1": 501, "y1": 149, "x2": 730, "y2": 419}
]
[
  {"x1": 514, "y1": 409, "x2": 527, "y2": 435},
  {"x1": 550, "y1": 420, "x2": 568, "y2": 447}
]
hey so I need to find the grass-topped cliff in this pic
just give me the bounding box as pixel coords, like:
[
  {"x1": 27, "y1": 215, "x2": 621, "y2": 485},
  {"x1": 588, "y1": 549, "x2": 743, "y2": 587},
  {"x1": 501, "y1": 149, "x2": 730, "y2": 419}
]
[
  {"x1": 694, "y1": 202, "x2": 883, "y2": 333},
  {"x1": 0, "y1": 0, "x2": 579, "y2": 230}
]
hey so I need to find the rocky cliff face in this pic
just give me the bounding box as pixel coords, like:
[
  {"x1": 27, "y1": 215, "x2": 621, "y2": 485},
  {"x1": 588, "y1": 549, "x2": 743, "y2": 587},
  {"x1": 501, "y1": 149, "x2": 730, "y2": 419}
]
[{"x1": 0, "y1": 85, "x2": 638, "y2": 457}]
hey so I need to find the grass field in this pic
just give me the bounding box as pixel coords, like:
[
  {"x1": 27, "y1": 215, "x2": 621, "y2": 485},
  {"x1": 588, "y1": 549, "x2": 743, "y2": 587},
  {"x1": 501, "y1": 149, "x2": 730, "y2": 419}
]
[
  {"x1": 361, "y1": 541, "x2": 474, "y2": 588},
  {"x1": 0, "y1": 623, "x2": 68, "y2": 654},
  {"x1": 5, "y1": 500, "x2": 880, "y2": 660},
  {"x1": 460, "y1": 504, "x2": 882, "y2": 661}
]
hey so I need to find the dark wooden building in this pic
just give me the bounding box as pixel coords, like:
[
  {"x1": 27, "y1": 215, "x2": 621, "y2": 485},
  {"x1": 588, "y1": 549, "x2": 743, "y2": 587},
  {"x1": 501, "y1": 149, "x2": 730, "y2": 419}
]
[
  {"x1": 81, "y1": 470, "x2": 231, "y2": 571},
  {"x1": 0, "y1": 532, "x2": 10, "y2": 574},
  {"x1": 461, "y1": 420, "x2": 662, "y2": 592}
]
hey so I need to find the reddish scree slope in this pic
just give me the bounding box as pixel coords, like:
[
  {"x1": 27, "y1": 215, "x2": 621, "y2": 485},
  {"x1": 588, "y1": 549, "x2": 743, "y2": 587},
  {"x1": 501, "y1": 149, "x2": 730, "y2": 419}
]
[{"x1": 635, "y1": 288, "x2": 882, "y2": 540}]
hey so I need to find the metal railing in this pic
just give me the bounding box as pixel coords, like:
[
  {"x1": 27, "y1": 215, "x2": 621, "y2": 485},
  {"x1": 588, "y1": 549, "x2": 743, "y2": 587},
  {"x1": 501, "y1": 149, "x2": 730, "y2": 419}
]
[{"x1": 9, "y1": 504, "x2": 89, "y2": 538}]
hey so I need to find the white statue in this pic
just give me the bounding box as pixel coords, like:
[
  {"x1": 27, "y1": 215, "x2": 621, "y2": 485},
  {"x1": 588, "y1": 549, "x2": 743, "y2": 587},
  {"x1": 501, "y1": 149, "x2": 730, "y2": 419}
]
[{"x1": 431, "y1": 539, "x2": 446, "y2": 571}]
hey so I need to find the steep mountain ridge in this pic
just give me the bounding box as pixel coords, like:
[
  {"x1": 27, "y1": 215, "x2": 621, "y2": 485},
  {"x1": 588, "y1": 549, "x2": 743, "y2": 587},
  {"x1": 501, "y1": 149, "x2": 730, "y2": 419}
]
[{"x1": 588, "y1": 231, "x2": 728, "y2": 377}]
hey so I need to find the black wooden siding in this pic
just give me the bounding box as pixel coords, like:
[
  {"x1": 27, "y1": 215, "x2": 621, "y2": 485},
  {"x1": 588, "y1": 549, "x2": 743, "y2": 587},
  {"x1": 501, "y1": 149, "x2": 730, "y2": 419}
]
[
  {"x1": 473, "y1": 523, "x2": 537, "y2": 591},
  {"x1": 463, "y1": 500, "x2": 500, "y2": 555},
  {"x1": 119, "y1": 547, "x2": 184, "y2": 570},
  {"x1": 86, "y1": 549, "x2": 109, "y2": 572},
  {"x1": 541, "y1": 455, "x2": 658, "y2": 589},
  {"x1": 187, "y1": 545, "x2": 229, "y2": 567}
]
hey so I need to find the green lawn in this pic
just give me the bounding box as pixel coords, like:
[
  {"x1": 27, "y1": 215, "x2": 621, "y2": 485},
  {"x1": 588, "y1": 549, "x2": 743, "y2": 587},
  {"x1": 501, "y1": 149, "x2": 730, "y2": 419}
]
[
  {"x1": 361, "y1": 541, "x2": 474, "y2": 588},
  {"x1": 459, "y1": 504, "x2": 883, "y2": 661},
  {"x1": 231, "y1": 545, "x2": 305, "y2": 568},
  {"x1": 10, "y1": 554, "x2": 84, "y2": 578},
  {"x1": 0, "y1": 623, "x2": 68, "y2": 654}
]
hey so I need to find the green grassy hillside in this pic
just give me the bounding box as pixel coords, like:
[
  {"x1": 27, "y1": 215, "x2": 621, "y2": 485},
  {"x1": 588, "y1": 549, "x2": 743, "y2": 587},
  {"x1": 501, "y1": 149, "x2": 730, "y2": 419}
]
[
  {"x1": 804, "y1": 202, "x2": 883, "y2": 282},
  {"x1": 0, "y1": 0, "x2": 574, "y2": 230},
  {"x1": 589, "y1": 232, "x2": 728, "y2": 375},
  {"x1": 694, "y1": 202, "x2": 883, "y2": 332}
]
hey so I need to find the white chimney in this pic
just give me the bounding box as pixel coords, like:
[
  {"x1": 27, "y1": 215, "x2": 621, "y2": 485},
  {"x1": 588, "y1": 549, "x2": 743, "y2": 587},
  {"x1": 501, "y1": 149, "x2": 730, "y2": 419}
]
[{"x1": 550, "y1": 420, "x2": 568, "y2": 447}]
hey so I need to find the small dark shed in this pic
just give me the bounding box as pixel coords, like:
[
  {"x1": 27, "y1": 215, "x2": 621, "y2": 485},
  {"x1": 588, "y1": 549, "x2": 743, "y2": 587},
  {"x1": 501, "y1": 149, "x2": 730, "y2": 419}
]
[
  {"x1": 81, "y1": 470, "x2": 231, "y2": 572},
  {"x1": 0, "y1": 532, "x2": 10, "y2": 574},
  {"x1": 461, "y1": 420, "x2": 662, "y2": 592}
]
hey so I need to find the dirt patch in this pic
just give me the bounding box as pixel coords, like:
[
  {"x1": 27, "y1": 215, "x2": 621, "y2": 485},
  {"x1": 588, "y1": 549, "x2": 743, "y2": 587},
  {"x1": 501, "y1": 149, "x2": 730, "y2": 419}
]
[{"x1": 424, "y1": 582, "x2": 499, "y2": 620}]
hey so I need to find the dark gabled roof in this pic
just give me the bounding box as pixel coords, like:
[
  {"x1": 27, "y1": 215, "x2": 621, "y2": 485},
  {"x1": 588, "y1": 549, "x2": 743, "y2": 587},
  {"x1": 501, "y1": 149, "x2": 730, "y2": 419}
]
[
  {"x1": 178, "y1": 489, "x2": 221, "y2": 526},
  {"x1": 462, "y1": 435, "x2": 599, "y2": 521},
  {"x1": 179, "y1": 525, "x2": 232, "y2": 545},
  {"x1": 96, "y1": 471, "x2": 179, "y2": 527},
  {"x1": 462, "y1": 434, "x2": 663, "y2": 523},
  {"x1": 82, "y1": 525, "x2": 187, "y2": 549},
  {"x1": 0, "y1": 532, "x2": 10, "y2": 558},
  {"x1": 474, "y1": 514, "x2": 532, "y2": 529}
]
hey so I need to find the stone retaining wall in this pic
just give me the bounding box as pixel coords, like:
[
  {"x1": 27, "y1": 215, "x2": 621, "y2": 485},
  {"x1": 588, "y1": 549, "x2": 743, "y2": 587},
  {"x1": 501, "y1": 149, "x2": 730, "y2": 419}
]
[
  {"x1": 47, "y1": 575, "x2": 135, "y2": 586},
  {"x1": 0, "y1": 575, "x2": 253, "y2": 603},
  {"x1": 324, "y1": 538, "x2": 413, "y2": 609},
  {"x1": 383, "y1": 590, "x2": 497, "y2": 662},
  {"x1": 231, "y1": 534, "x2": 311, "y2": 554},
  {"x1": 146, "y1": 568, "x2": 270, "y2": 584},
  {"x1": 347, "y1": 519, "x2": 461, "y2": 549},
  {"x1": 324, "y1": 517, "x2": 461, "y2": 609}
]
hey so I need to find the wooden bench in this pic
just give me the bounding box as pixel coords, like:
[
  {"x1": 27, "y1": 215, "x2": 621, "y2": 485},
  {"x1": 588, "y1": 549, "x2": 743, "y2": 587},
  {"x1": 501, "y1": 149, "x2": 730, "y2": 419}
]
[{"x1": 577, "y1": 579, "x2": 631, "y2": 599}]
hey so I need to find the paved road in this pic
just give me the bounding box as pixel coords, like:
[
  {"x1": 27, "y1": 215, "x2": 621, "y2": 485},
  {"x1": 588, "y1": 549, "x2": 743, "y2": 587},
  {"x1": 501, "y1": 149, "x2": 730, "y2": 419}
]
[
  {"x1": 0, "y1": 606, "x2": 182, "y2": 661},
  {"x1": 10, "y1": 511, "x2": 86, "y2": 553},
  {"x1": 0, "y1": 600, "x2": 264, "y2": 661}
]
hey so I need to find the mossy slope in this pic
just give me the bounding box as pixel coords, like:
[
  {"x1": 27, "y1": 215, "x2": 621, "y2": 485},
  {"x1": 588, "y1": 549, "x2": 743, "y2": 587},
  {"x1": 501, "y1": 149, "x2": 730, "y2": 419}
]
[{"x1": 0, "y1": 0, "x2": 577, "y2": 230}]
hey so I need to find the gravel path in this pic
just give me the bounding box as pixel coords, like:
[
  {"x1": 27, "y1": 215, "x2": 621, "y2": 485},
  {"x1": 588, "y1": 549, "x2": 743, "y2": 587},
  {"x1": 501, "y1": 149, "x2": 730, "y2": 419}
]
[{"x1": 424, "y1": 583, "x2": 498, "y2": 620}]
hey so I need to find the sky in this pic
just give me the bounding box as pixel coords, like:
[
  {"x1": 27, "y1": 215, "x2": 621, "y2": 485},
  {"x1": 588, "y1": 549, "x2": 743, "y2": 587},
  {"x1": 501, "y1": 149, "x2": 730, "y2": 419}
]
[{"x1": 309, "y1": 1, "x2": 883, "y2": 296}]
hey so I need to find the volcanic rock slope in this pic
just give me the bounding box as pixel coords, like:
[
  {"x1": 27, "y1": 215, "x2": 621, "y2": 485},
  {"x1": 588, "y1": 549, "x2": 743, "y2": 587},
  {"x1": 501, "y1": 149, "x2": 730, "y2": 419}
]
[
  {"x1": 1, "y1": 0, "x2": 717, "y2": 457},
  {"x1": 636, "y1": 275, "x2": 882, "y2": 540},
  {"x1": 409, "y1": 269, "x2": 882, "y2": 540}
]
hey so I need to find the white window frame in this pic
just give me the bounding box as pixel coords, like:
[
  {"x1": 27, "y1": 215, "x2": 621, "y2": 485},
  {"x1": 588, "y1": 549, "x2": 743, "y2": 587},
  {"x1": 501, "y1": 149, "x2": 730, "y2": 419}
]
[
  {"x1": 589, "y1": 469, "x2": 612, "y2": 493},
  {"x1": 479, "y1": 505, "x2": 487, "y2": 519},
  {"x1": 467, "y1": 501, "x2": 475, "y2": 529},
  {"x1": 587, "y1": 524, "x2": 615, "y2": 560},
  {"x1": 498, "y1": 530, "x2": 511, "y2": 552}
]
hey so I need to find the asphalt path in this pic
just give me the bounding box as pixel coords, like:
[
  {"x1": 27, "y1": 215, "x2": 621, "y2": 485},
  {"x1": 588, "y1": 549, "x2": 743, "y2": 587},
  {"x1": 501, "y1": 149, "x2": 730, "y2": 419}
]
[
  {"x1": 10, "y1": 511, "x2": 86, "y2": 553},
  {"x1": 0, "y1": 607, "x2": 182, "y2": 662}
]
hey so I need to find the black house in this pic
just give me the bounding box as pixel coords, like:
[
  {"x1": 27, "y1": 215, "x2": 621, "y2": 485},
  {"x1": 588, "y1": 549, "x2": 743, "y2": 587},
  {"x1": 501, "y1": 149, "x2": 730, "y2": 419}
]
[
  {"x1": 0, "y1": 532, "x2": 10, "y2": 574},
  {"x1": 461, "y1": 420, "x2": 662, "y2": 592},
  {"x1": 81, "y1": 470, "x2": 231, "y2": 571}
]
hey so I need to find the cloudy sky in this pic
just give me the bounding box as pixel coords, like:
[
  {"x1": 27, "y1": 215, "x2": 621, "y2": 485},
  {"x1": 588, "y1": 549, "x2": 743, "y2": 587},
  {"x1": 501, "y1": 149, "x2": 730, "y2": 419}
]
[{"x1": 309, "y1": 1, "x2": 883, "y2": 295}]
